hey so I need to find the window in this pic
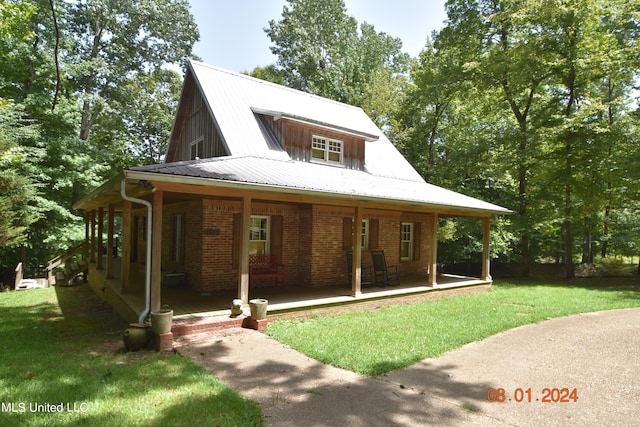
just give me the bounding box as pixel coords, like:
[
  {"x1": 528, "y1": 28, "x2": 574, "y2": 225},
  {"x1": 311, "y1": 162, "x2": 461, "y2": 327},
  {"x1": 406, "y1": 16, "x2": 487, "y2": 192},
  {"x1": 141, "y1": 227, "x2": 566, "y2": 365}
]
[
  {"x1": 190, "y1": 137, "x2": 204, "y2": 160},
  {"x1": 249, "y1": 216, "x2": 270, "y2": 255},
  {"x1": 361, "y1": 219, "x2": 369, "y2": 250},
  {"x1": 400, "y1": 222, "x2": 414, "y2": 261},
  {"x1": 311, "y1": 135, "x2": 342, "y2": 164},
  {"x1": 172, "y1": 213, "x2": 185, "y2": 263}
]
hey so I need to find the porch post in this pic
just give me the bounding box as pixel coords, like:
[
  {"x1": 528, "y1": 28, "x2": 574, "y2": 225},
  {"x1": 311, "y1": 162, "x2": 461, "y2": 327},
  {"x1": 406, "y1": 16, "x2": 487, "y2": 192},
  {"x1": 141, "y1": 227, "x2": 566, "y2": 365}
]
[
  {"x1": 97, "y1": 207, "x2": 104, "y2": 270},
  {"x1": 106, "y1": 203, "x2": 115, "y2": 279},
  {"x1": 121, "y1": 200, "x2": 132, "y2": 292},
  {"x1": 238, "y1": 196, "x2": 251, "y2": 304},
  {"x1": 481, "y1": 216, "x2": 492, "y2": 281},
  {"x1": 84, "y1": 211, "x2": 90, "y2": 262},
  {"x1": 351, "y1": 206, "x2": 363, "y2": 297},
  {"x1": 90, "y1": 210, "x2": 96, "y2": 263},
  {"x1": 150, "y1": 190, "x2": 163, "y2": 312},
  {"x1": 429, "y1": 213, "x2": 439, "y2": 287}
]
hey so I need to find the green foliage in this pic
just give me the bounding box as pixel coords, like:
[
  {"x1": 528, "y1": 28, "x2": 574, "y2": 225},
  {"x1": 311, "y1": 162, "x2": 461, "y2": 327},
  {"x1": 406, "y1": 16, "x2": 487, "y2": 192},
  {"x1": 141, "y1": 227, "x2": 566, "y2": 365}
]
[
  {"x1": 401, "y1": 0, "x2": 640, "y2": 271},
  {"x1": 0, "y1": 0, "x2": 198, "y2": 269},
  {"x1": 0, "y1": 101, "x2": 40, "y2": 249},
  {"x1": 268, "y1": 278, "x2": 640, "y2": 376},
  {"x1": 264, "y1": 0, "x2": 410, "y2": 113}
]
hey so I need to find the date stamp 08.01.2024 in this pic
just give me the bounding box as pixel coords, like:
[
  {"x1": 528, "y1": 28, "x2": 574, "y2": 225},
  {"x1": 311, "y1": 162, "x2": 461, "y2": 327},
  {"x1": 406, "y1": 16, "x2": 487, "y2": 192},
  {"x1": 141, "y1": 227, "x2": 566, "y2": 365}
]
[{"x1": 487, "y1": 387, "x2": 578, "y2": 403}]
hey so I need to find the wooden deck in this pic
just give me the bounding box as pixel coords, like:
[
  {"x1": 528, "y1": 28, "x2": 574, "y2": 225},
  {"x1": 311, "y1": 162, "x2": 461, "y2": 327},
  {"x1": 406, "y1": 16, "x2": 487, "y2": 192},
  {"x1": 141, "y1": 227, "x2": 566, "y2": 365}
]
[{"x1": 85, "y1": 257, "x2": 491, "y2": 325}]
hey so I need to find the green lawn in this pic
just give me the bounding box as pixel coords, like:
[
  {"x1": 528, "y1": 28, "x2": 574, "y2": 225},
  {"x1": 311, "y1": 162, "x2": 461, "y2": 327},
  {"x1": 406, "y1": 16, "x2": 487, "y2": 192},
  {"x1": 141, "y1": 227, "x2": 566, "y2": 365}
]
[
  {"x1": 0, "y1": 285, "x2": 263, "y2": 427},
  {"x1": 267, "y1": 277, "x2": 640, "y2": 376}
]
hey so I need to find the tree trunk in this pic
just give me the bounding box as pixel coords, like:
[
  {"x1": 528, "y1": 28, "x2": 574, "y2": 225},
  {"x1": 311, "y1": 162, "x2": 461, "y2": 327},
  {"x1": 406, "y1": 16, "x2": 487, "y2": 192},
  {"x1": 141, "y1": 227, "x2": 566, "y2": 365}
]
[
  {"x1": 582, "y1": 216, "x2": 593, "y2": 264},
  {"x1": 564, "y1": 137, "x2": 575, "y2": 279}
]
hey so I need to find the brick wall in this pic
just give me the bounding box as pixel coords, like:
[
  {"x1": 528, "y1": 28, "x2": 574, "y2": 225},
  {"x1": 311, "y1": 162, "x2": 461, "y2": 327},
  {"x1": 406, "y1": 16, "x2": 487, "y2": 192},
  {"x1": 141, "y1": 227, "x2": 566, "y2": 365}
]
[
  {"x1": 309, "y1": 205, "x2": 353, "y2": 286},
  {"x1": 155, "y1": 197, "x2": 436, "y2": 292},
  {"x1": 200, "y1": 199, "x2": 239, "y2": 291},
  {"x1": 159, "y1": 200, "x2": 203, "y2": 290}
]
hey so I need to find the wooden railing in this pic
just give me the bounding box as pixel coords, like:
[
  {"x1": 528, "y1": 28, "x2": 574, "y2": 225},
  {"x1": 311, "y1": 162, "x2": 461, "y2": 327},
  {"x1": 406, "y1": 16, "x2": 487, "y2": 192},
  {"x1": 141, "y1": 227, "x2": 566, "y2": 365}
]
[{"x1": 47, "y1": 241, "x2": 87, "y2": 284}]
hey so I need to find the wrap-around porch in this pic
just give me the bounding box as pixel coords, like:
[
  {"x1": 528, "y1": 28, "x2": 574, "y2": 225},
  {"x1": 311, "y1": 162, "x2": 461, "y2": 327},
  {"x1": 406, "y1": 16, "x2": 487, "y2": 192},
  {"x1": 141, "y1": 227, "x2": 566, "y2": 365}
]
[
  {"x1": 77, "y1": 175, "x2": 495, "y2": 327},
  {"x1": 87, "y1": 256, "x2": 491, "y2": 328}
]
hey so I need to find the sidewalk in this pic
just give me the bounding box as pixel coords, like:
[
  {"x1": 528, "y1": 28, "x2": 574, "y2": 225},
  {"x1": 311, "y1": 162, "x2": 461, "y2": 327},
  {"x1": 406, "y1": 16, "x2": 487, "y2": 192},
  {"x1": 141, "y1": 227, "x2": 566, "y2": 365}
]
[{"x1": 176, "y1": 308, "x2": 640, "y2": 426}]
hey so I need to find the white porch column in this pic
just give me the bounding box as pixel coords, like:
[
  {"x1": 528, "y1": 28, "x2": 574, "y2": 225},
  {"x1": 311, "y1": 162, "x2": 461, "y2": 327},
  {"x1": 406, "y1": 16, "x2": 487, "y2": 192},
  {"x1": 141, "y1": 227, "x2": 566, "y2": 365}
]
[
  {"x1": 238, "y1": 196, "x2": 251, "y2": 304},
  {"x1": 351, "y1": 206, "x2": 363, "y2": 297},
  {"x1": 429, "y1": 213, "x2": 439, "y2": 288},
  {"x1": 150, "y1": 190, "x2": 163, "y2": 312},
  {"x1": 481, "y1": 216, "x2": 492, "y2": 281}
]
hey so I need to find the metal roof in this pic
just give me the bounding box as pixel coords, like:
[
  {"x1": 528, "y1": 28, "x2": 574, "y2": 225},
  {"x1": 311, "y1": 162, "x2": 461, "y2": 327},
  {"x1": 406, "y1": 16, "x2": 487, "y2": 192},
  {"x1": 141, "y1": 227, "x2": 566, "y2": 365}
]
[
  {"x1": 128, "y1": 156, "x2": 511, "y2": 215},
  {"x1": 189, "y1": 61, "x2": 424, "y2": 182}
]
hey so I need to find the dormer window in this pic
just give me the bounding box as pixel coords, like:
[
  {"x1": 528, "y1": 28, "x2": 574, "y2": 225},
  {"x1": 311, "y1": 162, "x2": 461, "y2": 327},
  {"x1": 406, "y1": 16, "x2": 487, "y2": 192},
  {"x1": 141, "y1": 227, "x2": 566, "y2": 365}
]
[{"x1": 312, "y1": 135, "x2": 343, "y2": 165}]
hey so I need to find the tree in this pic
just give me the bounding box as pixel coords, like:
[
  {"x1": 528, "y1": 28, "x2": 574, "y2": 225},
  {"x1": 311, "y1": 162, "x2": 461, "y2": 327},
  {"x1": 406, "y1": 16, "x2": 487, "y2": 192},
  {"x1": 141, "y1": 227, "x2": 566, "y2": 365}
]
[
  {"x1": 63, "y1": 0, "x2": 199, "y2": 141},
  {"x1": 0, "y1": 100, "x2": 40, "y2": 250},
  {"x1": 406, "y1": 0, "x2": 640, "y2": 275},
  {"x1": 265, "y1": 0, "x2": 409, "y2": 109},
  {"x1": 0, "y1": 0, "x2": 199, "y2": 268}
]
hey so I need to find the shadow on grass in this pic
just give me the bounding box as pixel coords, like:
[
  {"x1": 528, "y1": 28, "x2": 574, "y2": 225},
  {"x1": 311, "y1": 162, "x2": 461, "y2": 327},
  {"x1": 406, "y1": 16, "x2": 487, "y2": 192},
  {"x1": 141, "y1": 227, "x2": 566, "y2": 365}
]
[{"x1": 0, "y1": 284, "x2": 262, "y2": 427}]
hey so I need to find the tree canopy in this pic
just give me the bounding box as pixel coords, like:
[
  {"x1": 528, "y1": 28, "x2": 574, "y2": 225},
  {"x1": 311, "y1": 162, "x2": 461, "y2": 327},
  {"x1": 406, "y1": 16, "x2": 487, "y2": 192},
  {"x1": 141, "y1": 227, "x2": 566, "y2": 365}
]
[
  {"x1": 2, "y1": 0, "x2": 639, "y2": 279},
  {"x1": 0, "y1": 0, "x2": 198, "y2": 271}
]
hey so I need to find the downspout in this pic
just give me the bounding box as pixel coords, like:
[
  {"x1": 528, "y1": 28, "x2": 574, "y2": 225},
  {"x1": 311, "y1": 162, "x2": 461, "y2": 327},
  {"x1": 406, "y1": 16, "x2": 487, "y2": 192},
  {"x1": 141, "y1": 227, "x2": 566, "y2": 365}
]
[{"x1": 120, "y1": 180, "x2": 152, "y2": 323}]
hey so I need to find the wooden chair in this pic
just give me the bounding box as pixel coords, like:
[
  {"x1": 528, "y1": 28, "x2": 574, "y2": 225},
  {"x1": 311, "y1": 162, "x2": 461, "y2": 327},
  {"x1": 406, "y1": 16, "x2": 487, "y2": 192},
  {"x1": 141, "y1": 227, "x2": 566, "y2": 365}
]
[
  {"x1": 370, "y1": 250, "x2": 400, "y2": 287},
  {"x1": 346, "y1": 249, "x2": 374, "y2": 287}
]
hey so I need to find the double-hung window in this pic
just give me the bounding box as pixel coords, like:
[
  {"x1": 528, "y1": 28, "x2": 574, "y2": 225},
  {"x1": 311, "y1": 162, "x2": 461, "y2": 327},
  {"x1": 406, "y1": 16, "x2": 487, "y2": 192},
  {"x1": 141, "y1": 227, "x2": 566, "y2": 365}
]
[
  {"x1": 400, "y1": 222, "x2": 414, "y2": 261},
  {"x1": 361, "y1": 219, "x2": 369, "y2": 250},
  {"x1": 249, "y1": 216, "x2": 270, "y2": 255},
  {"x1": 311, "y1": 135, "x2": 343, "y2": 165}
]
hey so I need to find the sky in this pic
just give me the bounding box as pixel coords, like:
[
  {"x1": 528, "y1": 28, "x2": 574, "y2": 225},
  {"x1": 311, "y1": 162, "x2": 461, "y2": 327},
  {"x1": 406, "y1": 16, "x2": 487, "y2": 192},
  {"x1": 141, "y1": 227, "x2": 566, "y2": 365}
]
[{"x1": 187, "y1": 0, "x2": 448, "y2": 73}]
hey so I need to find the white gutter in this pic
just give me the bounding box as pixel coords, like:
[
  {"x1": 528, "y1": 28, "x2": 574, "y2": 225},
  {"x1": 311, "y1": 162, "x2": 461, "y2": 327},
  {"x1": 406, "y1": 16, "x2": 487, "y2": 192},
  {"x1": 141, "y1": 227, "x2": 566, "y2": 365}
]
[{"x1": 120, "y1": 180, "x2": 152, "y2": 323}]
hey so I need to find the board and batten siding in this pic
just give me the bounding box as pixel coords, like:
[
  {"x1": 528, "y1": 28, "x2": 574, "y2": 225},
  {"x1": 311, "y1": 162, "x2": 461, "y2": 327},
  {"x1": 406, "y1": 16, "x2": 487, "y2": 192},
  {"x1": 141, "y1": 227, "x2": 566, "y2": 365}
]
[
  {"x1": 169, "y1": 80, "x2": 229, "y2": 162},
  {"x1": 258, "y1": 114, "x2": 366, "y2": 171}
]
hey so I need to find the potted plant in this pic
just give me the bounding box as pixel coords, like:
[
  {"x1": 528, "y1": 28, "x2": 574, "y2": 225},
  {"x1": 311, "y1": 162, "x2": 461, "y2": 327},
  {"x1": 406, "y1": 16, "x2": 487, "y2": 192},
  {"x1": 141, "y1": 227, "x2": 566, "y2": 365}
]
[
  {"x1": 150, "y1": 304, "x2": 173, "y2": 335},
  {"x1": 249, "y1": 298, "x2": 268, "y2": 320}
]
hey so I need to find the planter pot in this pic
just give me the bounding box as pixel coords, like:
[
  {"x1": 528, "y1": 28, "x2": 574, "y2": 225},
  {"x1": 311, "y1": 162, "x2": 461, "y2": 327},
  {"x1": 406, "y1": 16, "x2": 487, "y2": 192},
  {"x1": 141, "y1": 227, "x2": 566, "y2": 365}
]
[
  {"x1": 123, "y1": 323, "x2": 151, "y2": 351},
  {"x1": 150, "y1": 309, "x2": 173, "y2": 335},
  {"x1": 249, "y1": 298, "x2": 268, "y2": 320}
]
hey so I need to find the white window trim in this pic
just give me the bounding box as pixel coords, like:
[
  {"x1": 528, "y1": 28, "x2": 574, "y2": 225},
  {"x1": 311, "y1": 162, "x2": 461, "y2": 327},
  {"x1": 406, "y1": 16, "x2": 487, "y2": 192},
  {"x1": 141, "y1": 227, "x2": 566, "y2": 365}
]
[
  {"x1": 249, "y1": 215, "x2": 270, "y2": 255},
  {"x1": 311, "y1": 135, "x2": 343, "y2": 165},
  {"x1": 361, "y1": 219, "x2": 369, "y2": 250},
  {"x1": 401, "y1": 222, "x2": 414, "y2": 261},
  {"x1": 189, "y1": 137, "x2": 204, "y2": 160}
]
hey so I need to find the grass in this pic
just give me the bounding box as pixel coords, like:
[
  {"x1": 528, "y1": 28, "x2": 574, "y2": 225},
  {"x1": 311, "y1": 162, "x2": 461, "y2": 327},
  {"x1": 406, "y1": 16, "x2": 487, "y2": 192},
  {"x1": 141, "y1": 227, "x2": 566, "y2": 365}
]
[
  {"x1": 267, "y1": 277, "x2": 640, "y2": 376},
  {"x1": 0, "y1": 285, "x2": 263, "y2": 427}
]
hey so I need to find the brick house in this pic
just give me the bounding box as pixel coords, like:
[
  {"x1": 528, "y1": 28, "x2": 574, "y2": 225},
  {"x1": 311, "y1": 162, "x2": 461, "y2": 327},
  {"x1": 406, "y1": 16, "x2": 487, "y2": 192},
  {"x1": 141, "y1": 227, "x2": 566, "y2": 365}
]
[{"x1": 74, "y1": 60, "x2": 509, "y2": 321}]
